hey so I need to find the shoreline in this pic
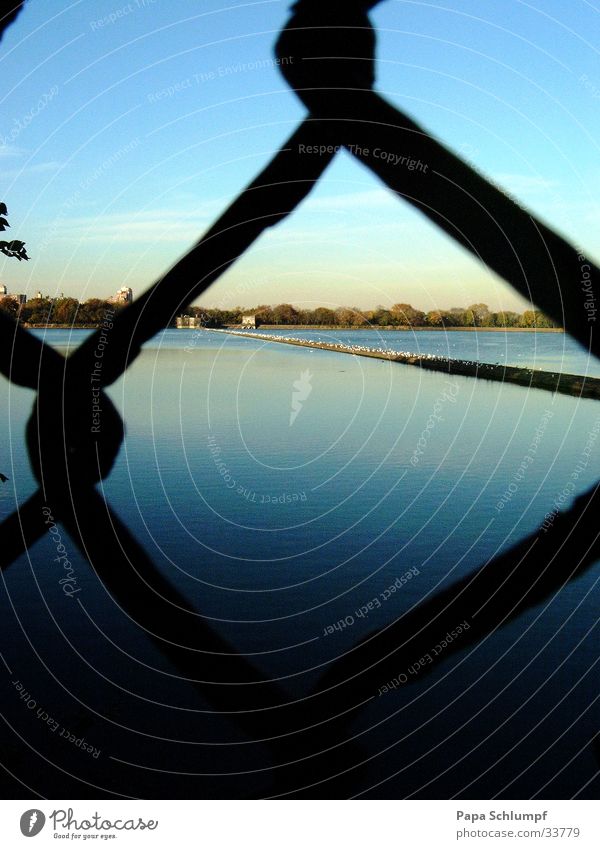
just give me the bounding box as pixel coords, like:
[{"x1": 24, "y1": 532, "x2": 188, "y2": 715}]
[
  {"x1": 23, "y1": 323, "x2": 564, "y2": 333},
  {"x1": 224, "y1": 325, "x2": 564, "y2": 333},
  {"x1": 209, "y1": 328, "x2": 600, "y2": 401},
  {"x1": 24, "y1": 323, "x2": 99, "y2": 330}
]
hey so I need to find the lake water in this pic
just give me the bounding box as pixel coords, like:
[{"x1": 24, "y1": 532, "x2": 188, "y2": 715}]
[
  {"x1": 27, "y1": 325, "x2": 600, "y2": 375},
  {"x1": 1, "y1": 328, "x2": 599, "y2": 799},
  {"x1": 235, "y1": 327, "x2": 600, "y2": 378}
]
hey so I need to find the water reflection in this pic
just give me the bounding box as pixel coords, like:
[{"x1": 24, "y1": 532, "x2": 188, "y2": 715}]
[{"x1": 1, "y1": 330, "x2": 598, "y2": 798}]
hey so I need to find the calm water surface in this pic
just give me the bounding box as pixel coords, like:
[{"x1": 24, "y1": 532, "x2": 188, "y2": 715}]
[
  {"x1": 27, "y1": 325, "x2": 600, "y2": 376},
  {"x1": 1, "y1": 328, "x2": 598, "y2": 798}
]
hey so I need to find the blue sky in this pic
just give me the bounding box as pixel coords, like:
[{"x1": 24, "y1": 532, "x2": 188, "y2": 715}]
[{"x1": 1, "y1": 0, "x2": 599, "y2": 312}]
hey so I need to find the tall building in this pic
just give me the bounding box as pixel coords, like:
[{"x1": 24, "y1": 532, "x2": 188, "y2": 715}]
[
  {"x1": 109, "y1": 286, "x2": 133, "y2": 305},
  {"x1": 0, "y1": 285, "x2": 26, "y2": 304}
]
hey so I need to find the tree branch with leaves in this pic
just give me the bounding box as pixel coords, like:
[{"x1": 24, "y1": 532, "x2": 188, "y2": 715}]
[{"x1": 0, "y1": 202, "x2": 29, "y2": 261}]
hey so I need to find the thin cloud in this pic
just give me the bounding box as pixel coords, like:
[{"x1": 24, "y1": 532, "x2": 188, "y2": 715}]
[
  {"x1": 48, "y1": 207, "x2": 218, "y2": 244},
  {"x1": 0, "y1": 144, "x2": 24, "y2": 158},
  {"x1": 494, "y1": 173, "x2": 557, "y2": 194},
  {"x1": 302, "y1": 188, "x2": 400, "y2": 212},
  {"x1": 1, "y1": 161, "x2": 62, "y2": 180}
]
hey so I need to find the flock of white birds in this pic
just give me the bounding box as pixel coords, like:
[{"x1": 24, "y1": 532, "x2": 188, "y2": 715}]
[{"x1": 210, "y1": 328, "x2": 520, "y2": 372}]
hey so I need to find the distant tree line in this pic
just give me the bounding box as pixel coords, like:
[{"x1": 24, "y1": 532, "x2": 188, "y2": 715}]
[
  {"x1": 189, "y1": 302, "x2": 559, "y2": 329},
  {"x1": 0, "y1": 297, "x2": 559, "y2": 329},
  {"x1": 0, "y1": 297, "x2": 124, "y2": 325}
]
